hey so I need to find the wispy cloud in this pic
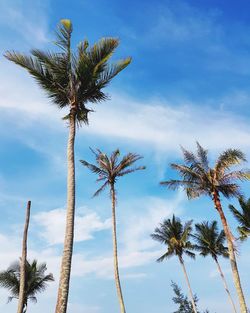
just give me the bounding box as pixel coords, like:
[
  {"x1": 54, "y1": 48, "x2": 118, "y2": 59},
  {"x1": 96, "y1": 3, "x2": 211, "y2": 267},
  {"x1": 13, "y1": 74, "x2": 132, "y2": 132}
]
[
  {"x1": 0, "y1": 0, "x2": 49, "y2": 46},
  {"x1": 33, "y1": 207, "x2": 111, "y2": 245}
]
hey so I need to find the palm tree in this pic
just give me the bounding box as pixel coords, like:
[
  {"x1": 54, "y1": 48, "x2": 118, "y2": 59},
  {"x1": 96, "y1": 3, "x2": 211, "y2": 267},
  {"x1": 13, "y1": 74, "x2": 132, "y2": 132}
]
[
  {"x1": 193, "y1": 221, "x2": 237, "y2": 313},
  {"x1": 151, "y1": 215, "x2": 198, "y2": 313},
  {"x1": 80, "y1": 149, "x2": 145, "y2": 313},
  {"x1": 229, "y1": 197, "x2": 250, "y2": 240},
  {"x1": 5, "y1": 19, "x2": 131, "y2": 313},
  {"x1": 161, "y1": 142, "x2": 250, "y2": 313},
  {"x1": 0, "y1": 259, "x2": 54, "y2": 313},
  {"x1": 18, "y1": 201, "x2": 31, "y2": 313}
]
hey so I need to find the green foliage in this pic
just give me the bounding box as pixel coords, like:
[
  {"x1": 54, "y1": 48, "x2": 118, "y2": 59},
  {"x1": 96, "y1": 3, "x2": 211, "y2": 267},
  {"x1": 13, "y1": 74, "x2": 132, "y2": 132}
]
[
  {"x1": 193, "y1": 221, "x2": 228, "y2": 260},
  {"x1": 151, "y1": 215, "x2": 195, "y2": 262},
  {"x1": 0, "y1": 259, "x2": 54, "y2": 312},
  {"x1": 80, "y1": 148, "x2": 145, "y2": 196},
  {"x1": 229, "y1": 197, "x2": 250, "y2": 240},
  {"x1": 5, "y1": 19, "x2": 131, "y2": 125},
  {"x1": 171, "y1": 282, "x2": 210, "y2": 313},
  {"x1": 161, "y1": 142, "x2": 250, "y2": 200}
]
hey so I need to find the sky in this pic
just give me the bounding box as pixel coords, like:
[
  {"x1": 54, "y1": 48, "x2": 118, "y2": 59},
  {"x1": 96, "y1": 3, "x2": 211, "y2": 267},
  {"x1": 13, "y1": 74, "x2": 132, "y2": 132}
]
[{"x1": 1, "y1": 0, "x2": 250, "y2": 312}]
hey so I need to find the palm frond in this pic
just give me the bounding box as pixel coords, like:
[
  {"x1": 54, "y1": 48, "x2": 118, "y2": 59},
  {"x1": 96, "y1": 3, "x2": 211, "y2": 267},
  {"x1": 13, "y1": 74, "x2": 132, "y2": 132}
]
[
  {"x1": 215, "y1": 149, "x2": 246, "y2": 174},
  {"x1": 4, "y1": 51, "x2": 69, "y2": 107},
  {"x1": 80, "y1": 160, "x2": 106, "y2": 176},
  {"x1": 196, "y1": 142, "x2": 209, "y2": 171},
  {"x1": 55, "y1": 19, "x2": 73, "y2": 52}
]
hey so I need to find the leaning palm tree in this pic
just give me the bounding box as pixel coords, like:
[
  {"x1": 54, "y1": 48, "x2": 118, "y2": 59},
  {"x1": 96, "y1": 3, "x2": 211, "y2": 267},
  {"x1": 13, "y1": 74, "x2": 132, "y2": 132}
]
[
  {"x1": 229, "y1": 197, "x2": 250, "y2": 240},
  {"x1": 151, "y1": 215, "x2": 198, "y2": 313},
  {"x1": 5, "y1": 20, "x2": 131, "y2": 313},
  {"x1": 193, "y1": 221, "x2": 237, "y2": 313},
  {"x1": 80, "y1": 149, "x2": 145, "y2": 313},
  {"x1": 0, "y1": 259, "x2": 54, "y2": 313},
  {"x1": 161, "y1": 142, "x2": 250, "y2": 313}
]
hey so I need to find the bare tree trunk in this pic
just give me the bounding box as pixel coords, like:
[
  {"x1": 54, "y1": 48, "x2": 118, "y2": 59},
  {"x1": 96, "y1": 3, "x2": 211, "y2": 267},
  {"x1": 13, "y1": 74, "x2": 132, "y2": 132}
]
[
  {"x1": 17, "y1": 200, "x2": 31, "y2": 313},
  {"x1": 55, "y1": 111, "x2": 76, "y2": 313},
  {"x1": 111, "y1": 184, "x2": 126, "y2": 313},
  {"x1": 178, "y1": 256, "x2": 198, "y2": 313},
  {"x1": 212, "y1": 191, "x2": 247, "y2": 313},
  {"x1": 214, "y1": 257, "x2": 237, "y2": 313}
]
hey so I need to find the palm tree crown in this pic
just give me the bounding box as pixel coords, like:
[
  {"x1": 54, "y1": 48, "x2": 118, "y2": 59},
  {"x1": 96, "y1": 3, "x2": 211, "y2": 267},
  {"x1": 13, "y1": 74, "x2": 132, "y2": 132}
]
[
  {"x1": 229, "y1": 197, "x2": 250, "y2": 240},
  {"x1": 80, "y1": 148, "x2": 146, "y2": 196},
  {"x1": 193, "y1": 221, "x2": 228, "y2": 260},
  {"x1": 0, "y1": 259, "x2": 54, "y2": 311},
  {"x1": 151, "y1": 215, "x2": 195, "y2": 262},
  {"x1": 4, "y1": 19, "x2": 131, "y2": 125},
  {"x1": 161, "y1": 142, "x2": 250, "y2": 199}
]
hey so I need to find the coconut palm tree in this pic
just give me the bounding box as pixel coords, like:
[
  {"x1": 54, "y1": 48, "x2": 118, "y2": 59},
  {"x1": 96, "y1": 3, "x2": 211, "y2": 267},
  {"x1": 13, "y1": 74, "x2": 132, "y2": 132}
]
[
  {"x1": 151, "y1": 215, "x2": 198, "y2": 313},
  {"x1": 160, "y1": 142, "x2": 250, "y2": 313},
  {"x1": 80, "y1": 149, "x2": 145, "y2": 313},
  {"x1": 0, "y1": 259, "x2": 54, "y2": 313},
  {"x1": 229, "y1": 197, "x2": 250, "y2": 240},
  {"x1": 193, "y1": 221, "x2": 237, "y2": 313},
  {"x1": 18, "y1": 201, "x2": 31, "y2": 313},
  {"x1": 5, "y1": 20, "x2": 131, "y2": 313}
]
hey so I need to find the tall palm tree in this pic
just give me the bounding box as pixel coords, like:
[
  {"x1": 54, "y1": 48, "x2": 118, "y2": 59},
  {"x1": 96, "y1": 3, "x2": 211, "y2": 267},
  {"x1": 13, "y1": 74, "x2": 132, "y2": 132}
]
[
  {"x1": 0, "y1": 259, "x2": 54, "y2": 313},
  {"x1": 193, "y1": 221, "x2": 237, "y2": 313},
  {"x1": 151, "y1": 215, "x2": 198, "y2": 313},
  {"x1": 80, "y1": 149, "x2": 145, "y2": 313},
  {"x1": 160, "y1": 142, "x2": 250, "y2": 313},
  {"x1": 18, "y1": 201, "x2": 31, "y2": 313},
  {"x1": 5, "y1": 20, "x2": 131, "y2": 313},
  {"x1": 229, "y1": 197, "x2": 250, "y2": 240}
]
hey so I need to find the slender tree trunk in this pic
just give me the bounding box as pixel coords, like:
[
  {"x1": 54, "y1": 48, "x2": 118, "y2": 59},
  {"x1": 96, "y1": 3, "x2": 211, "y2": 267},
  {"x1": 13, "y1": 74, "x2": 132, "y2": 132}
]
[
  {"x1": 178, "y1": 256, "x2": 198, "y2": 313},
  {"x1": 214, "y1": 257, "x2": 237, "y2": 313},
  {"x1": 212, "y1": 191, "x2": 247, "y2": 313},
  {"x1": 17, "y1": 200, "x2": 31, "y2": 313},
  {"x1": 110, "y1": 184, "x2": 126, "y2": 313},
  {"x1": 55, "y1": 110, "x2": 76, "y2": 313}
]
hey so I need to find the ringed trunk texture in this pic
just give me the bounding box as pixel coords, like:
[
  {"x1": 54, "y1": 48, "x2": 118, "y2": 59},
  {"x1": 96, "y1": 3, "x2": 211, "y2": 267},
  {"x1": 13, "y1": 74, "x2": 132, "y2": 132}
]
[
  {"x1": 111, "y1": 185, "x2": 126, "y2": 313},
  {"x1": 214, "y1": 257, "x2": 237, "y2": 313},
  {"x1": 55, "y1": 111, "x2": 76, "y2": 313},
  {"x1": 212, "y1": 191, "x2": 247, "y2": 313},
  {"x1": 179, "y1": 256, "x2": 197, "y2": 313},
  {"x1": 178, "y1": 256, "x2": 198, "y2": 313},
  {"x1": 17, "y1": 201, "x2": 31, "y2": 313}
]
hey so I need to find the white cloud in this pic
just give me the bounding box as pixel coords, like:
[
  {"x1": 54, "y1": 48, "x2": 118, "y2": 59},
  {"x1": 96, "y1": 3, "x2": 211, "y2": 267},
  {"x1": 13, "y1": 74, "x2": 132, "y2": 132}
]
[
  {"x1": 0, "y1": 0, "x2": 49, "y2": 46},
  {"x1": 33, "y1": 208, "x2": 111, "y2": 245}
]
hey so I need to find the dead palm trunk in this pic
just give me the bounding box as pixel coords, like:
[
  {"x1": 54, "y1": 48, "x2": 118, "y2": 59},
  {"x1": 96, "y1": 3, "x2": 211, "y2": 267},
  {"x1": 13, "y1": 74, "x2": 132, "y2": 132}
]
[
  {"x1": 17, "y1": 200, "x2": 31, "y2": 313},
  {"x1": 178, "y1": 256, "x2": 198, "y2": 313},
  {"x1": 213, "y1": 191, "x2": 247, "y2": 313},
  {"x1": 111, "y1": 184, "x2": 126, "y2": 313},
  {"x1": 214, "y1": 256, "x2": 237, "y2": 313},
  {"x1": 55, "y1": 110, "x2": 76, "y2": 313}
]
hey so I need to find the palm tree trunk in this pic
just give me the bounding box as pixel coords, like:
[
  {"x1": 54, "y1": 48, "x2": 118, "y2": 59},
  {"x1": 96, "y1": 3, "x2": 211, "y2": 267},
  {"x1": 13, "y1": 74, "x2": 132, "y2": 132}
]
[
  {"x1": 214, "y1": 257, "x2": 237, "y2": 313},
  {"x1": 55, "y1": 110, "x2": 76, "y2": 313},
  {"x1": 110, "y1": 184, "x2": 126, "y2": 313},
  {"x1": 178, "y1": 256, "x2": 198, "y2": 313},
  {"x1": 17, "y1": 200, "x2": 31, "y2": 313},
  {"x1": 212, "y1": 191, "x2": 247, "y2": 313}
]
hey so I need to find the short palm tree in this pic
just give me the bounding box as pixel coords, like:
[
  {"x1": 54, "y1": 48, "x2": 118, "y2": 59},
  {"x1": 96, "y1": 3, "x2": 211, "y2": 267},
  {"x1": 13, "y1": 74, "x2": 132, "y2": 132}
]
[
  {"x1": 5, "y1": 19, "x2": 131, "y2": 313},
  {"x1": 229, "y1": 197, "x2": 250, "y2": 240},
  {"x1": 80, "y1": 149, "x2": 145, "y2": 313},
  {"x1": 151, "y1": 215, "x2": 198, "y2": 313},
  {"x1": 193, "y1": 221, "x2": 237, "y2": 313},
  {"x1": 0, "y1": 259, "x2": 54, "y2": 313},
  {"x1": 161, "y1": 142, "x2": 250, "y2": 313}
]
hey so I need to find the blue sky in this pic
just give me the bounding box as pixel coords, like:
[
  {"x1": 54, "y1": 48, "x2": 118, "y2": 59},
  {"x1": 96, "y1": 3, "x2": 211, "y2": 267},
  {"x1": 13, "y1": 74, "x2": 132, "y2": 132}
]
[{"x1": 1, "y1": 0, "x2": 250, "y2": 312}]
